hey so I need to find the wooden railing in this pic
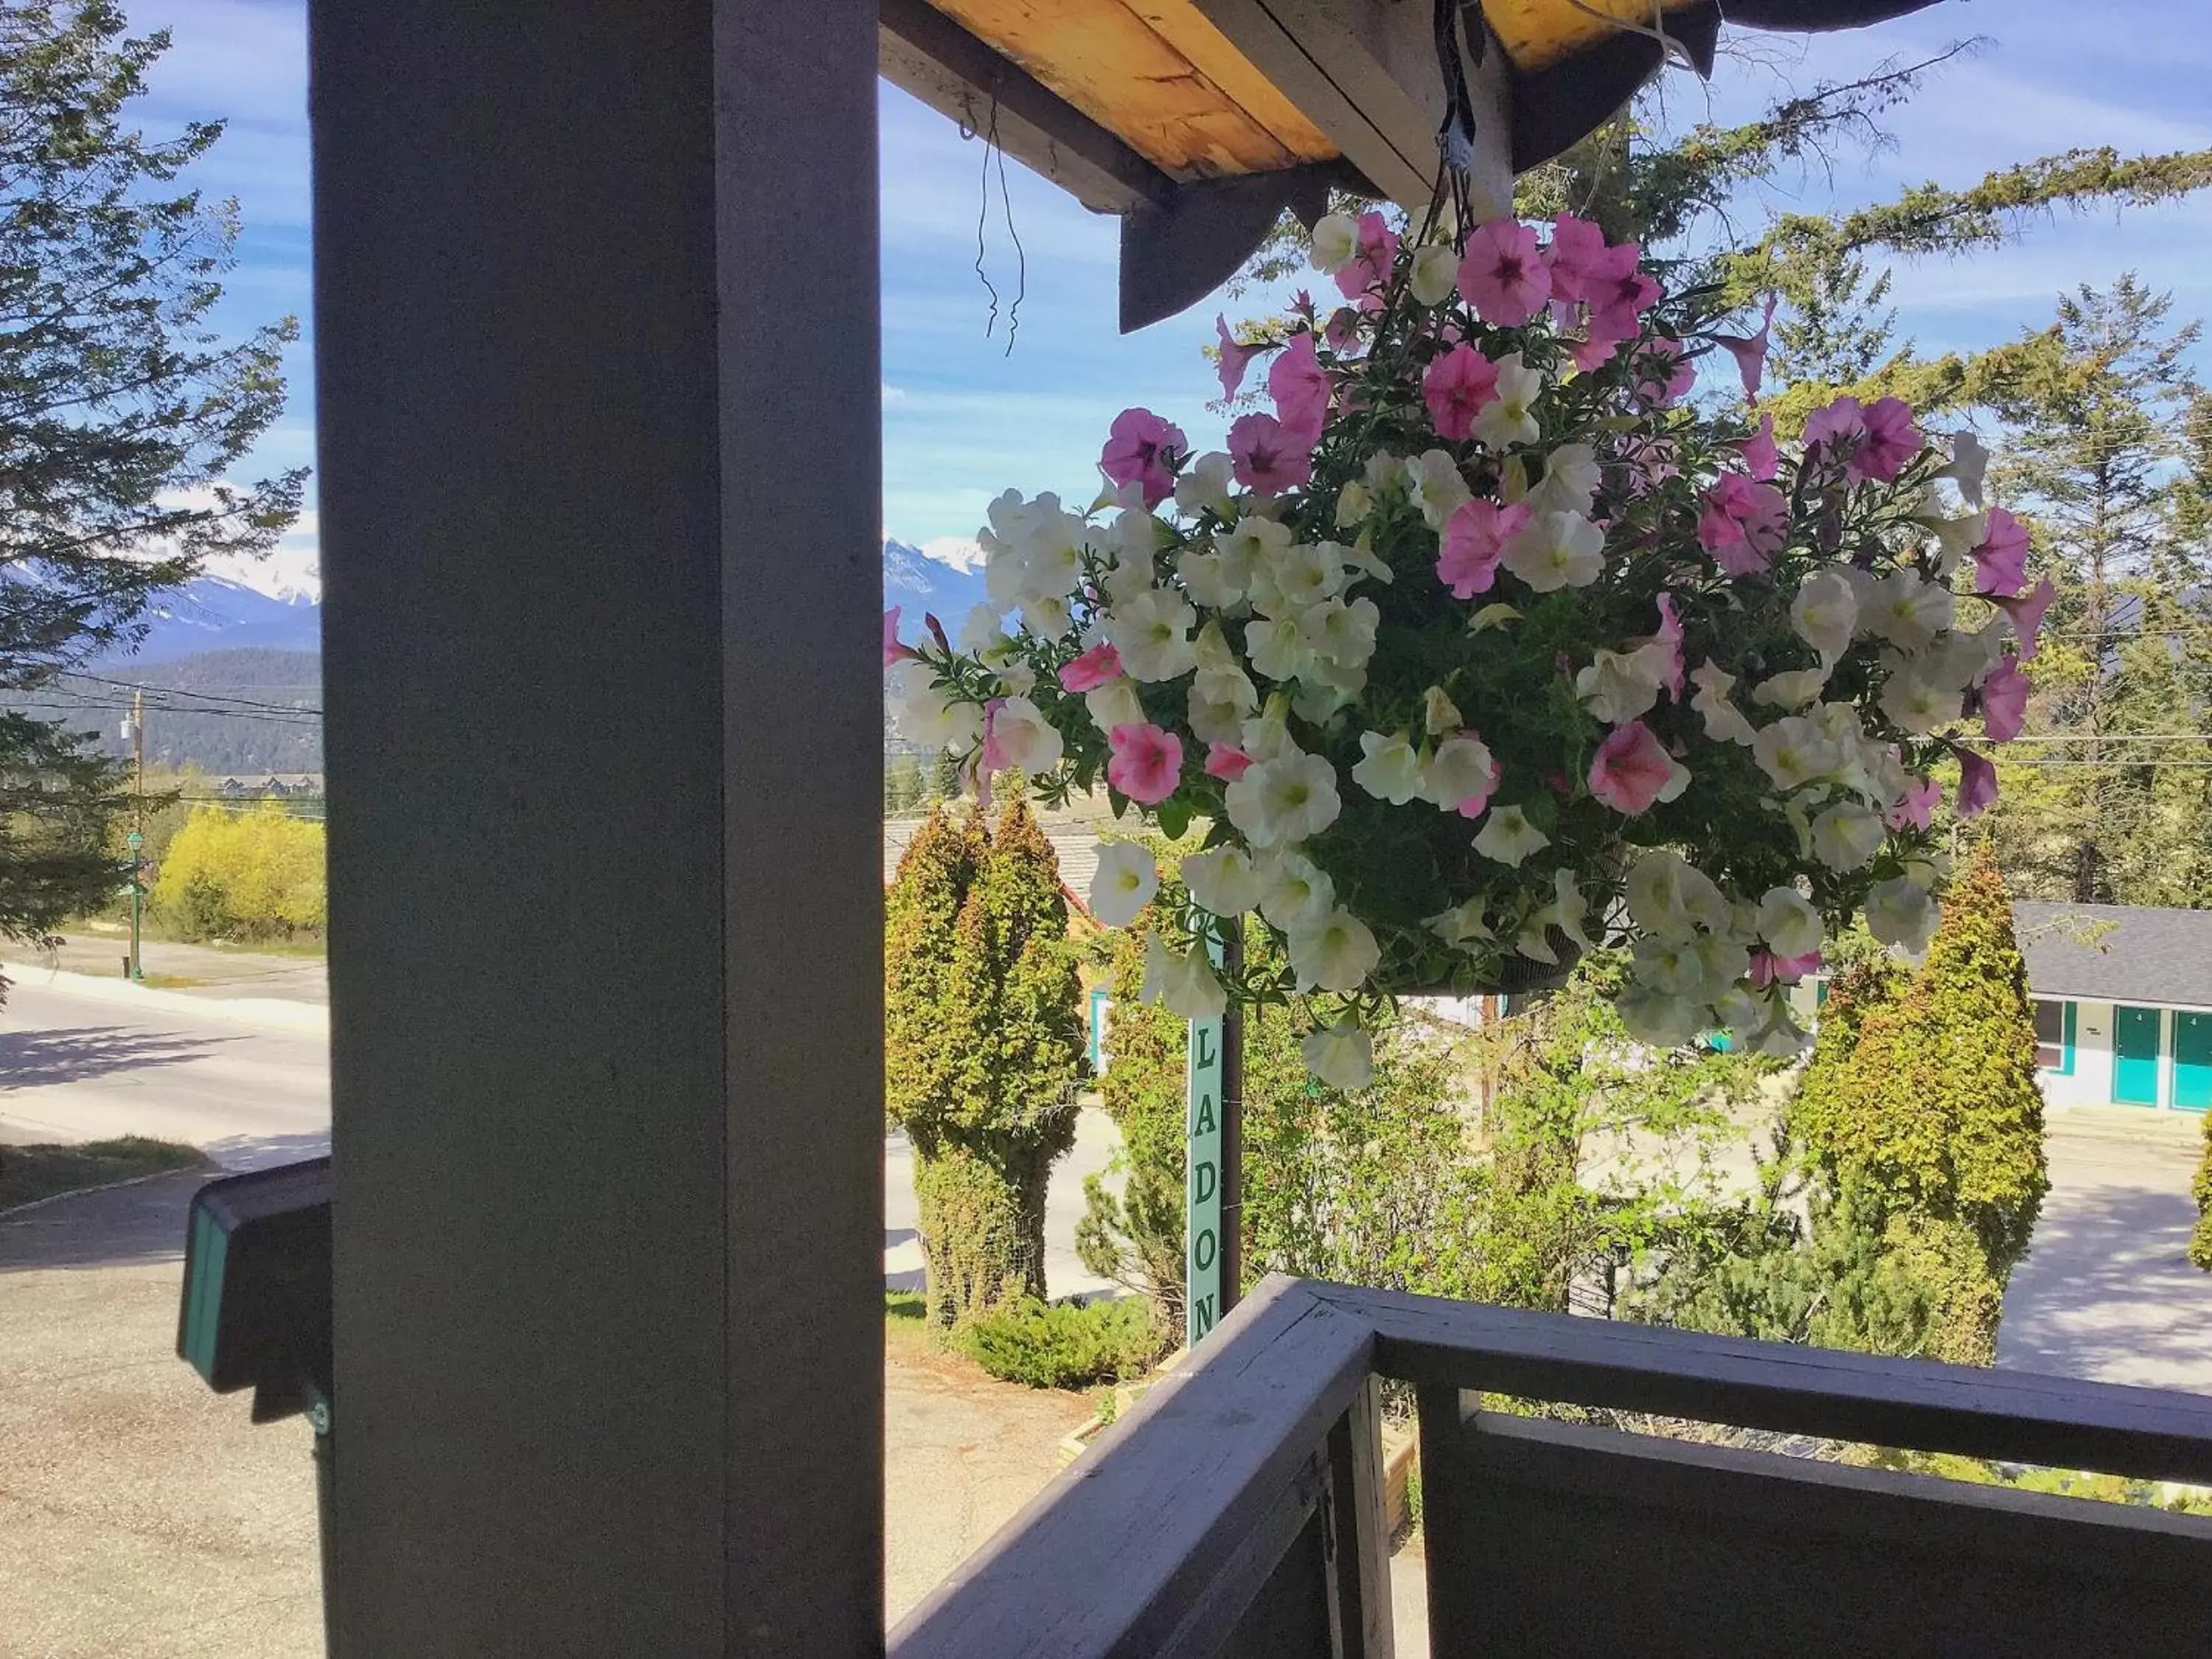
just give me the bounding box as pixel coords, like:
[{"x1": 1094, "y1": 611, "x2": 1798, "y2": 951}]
[{"x1": 888, "y1": 1274, "x2": 2212, "y2": 1659}]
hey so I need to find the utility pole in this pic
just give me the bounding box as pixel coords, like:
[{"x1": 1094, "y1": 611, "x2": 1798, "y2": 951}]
[{"x1": 125, "y1": 690, "x2": 145, "y2": 981}]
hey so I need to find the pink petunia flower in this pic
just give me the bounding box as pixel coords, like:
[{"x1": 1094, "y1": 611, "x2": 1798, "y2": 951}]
[
  {"x1": 1696, "y1": 473, "x2": 1788, "y2": 577},
  {"x1": 1204, "y1": 742, "x2": 1253, "y2": 782},
  {"x1": 1750, "y1": 949, "x2": 1822, "y2": 989},
  {"x1": 1802, "y1": 396, "x2": 1866, "y2": 467},
  {"x1": 1422, "y1": 344, "x2": 1500, "y2": 442},
  {"x1": 1058, "y1": 642, "x2": 1123, "y2": 693},
  {"x1": 1857, "y1": 395, "x2": 1921, "y2": 482},
  {"x1": 1955, "y1": 747, "x2": 1998, "y2": 818},
  {"x1": 1543, "y1": 214, "x2": 1610, "y2": 304},
  {"x1": 1214, "y1": 314, "x2": 1265, "y2": 400},
  {"x1": 1587, "y1": 720, "x2": 1677, "y2": 816},
  {"x1": 1453, "y1": 754, "x2": 1506, "y2": 818},
  {"x1": 1997, "y1": 575, "x2": 2058, "y2": 661},
  {"x1": 1458, "y1": 218, "x2": 1551, "y2": 326},
  {"x1": 1107, "y1": 722, "x2": 1184, "y2": 805},
  {"x1": 1741, "y1": 411, "x2": 1779, "y2": 482},
  {"x1": 1885, "y1": 772, "x2": 1941, "y2": 831},
  {"x1": 1324, "y1": 307, "x2": 1362, "y2": 352},
  {"x1": 1972, "y1": 506, "x2": 2031, "y2": 597},
  {"x1": 1333, "y1": 209, "x2": 1399, "y2": 302},
  {"x1": 1633, "y1": 337, "x2": 1696, "y2": 408},
  {"x1": 1227, "y1": 412, "x2": 1315, "y2": 495},
  {"x1": 1099, "y1": 407, "x2": 1188, "y2": 509},
  {"x1": 1268, "y1": 330, "x2": 1329, "y2": 443},
  {"x1": 1980, "y1": 656, "x2": 2031, "y2": 742},
  {"x1": 1584, "y1": 243, "x2": 1660, "y2": 341},
  {"x1": 883, "y1": 607, "x2": 917, "y2": 667},
  {"x1": 1569, "y1": 333, "x2": 1623, "y2": 373},
  {"x1": 1711, "y1": 294, "x2": 1777, "y2": 403},
  {"x1": 1436, "y1": 498, "x2": 1530, "y2": 598}
]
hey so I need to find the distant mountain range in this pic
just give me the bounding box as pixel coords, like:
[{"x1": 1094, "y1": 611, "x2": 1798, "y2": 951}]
[
  {"x1": 118, "y1": 577, "x2": 324, "y2": 663},
  {"x1": 21, "y1": 542, "x2": 987, "y2": 773}
]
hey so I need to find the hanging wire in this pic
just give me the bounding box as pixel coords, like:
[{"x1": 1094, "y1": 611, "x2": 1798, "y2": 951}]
[
  {"x1": 973, "y1": 90, "x2": 1002, "y2": 345},
  {"x1": 966, "y1": 88, "x2": 1026, "y2": 357}
]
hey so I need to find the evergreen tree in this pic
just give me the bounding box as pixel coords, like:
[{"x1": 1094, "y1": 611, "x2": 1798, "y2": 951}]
[
  {"x1": 1978, "y1": 279, "x2": 2211, "y2": 902},
  {"x1": 0, "y1": 3, "x2": 302, "y2": 1001},
  {"x1": 2189, "y1": 1115, "x2": 2212, "y2": 1274},
  {"x1": 885, "y1": 796, "x2": 1085, "y2": 1326}
]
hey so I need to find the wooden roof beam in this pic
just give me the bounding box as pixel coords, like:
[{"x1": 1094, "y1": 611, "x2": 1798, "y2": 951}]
[{"x1": 879, "y1": 0, "x2": 1178, "y2": 215}]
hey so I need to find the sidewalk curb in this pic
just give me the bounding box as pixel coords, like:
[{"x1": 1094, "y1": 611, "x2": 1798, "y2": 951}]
[
  {"x1": 0, "y1": 959, "x2": 328, "y2": 1036},
  {"x1": 0, "y1": 1163, "x2": 209, "y2": 1221}
]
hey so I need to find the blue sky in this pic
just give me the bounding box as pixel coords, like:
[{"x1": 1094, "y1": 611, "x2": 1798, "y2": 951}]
[{"x1": 133, "y1": 0, "x2": 2212, "y2": 595}]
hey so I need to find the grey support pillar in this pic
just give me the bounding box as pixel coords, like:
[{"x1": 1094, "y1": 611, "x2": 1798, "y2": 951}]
[{"x1": 310, "y1": 2, "x2": 882, "y2": 1652}]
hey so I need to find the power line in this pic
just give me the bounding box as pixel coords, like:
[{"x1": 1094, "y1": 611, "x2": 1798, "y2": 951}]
[{"x1": 54, "y1": 671, "x2": 323, "y2": 718}]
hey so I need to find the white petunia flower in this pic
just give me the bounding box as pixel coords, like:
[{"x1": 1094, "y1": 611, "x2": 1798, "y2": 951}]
[
  {"x1": 1141, "y1": 931, "x2": 1227, "y2": 1021},
  {"x1": 1174, "y1": 451, "x2": 1238, "y2": 519},
  {"x1": 1930, "y1": 509, "x2": 1986, "y2": 575},
  {"x1": 1865, "y1": 874, "x2": 1939, "y2": 953},
  {"x1": 1085, "y1": 676, "x2": 1144, "y2": 738},
  {"x1": 1221, "y1": 514, "x2": 1293, "y2": 565},
  {"x1": 1577, "y1": 644, "x2": 1670, "y2": 723},
  {"x1": 1018, "y1": 592, "x2": 1072, "y2": 638},
  {"x1": 888, "y1": 661, "x2": 984, "y2": 751},
  {"x1": 1186, "y1": 664, "x2": 1258, "y2": 747},
  {"x1": 1747, "y1": 1001, "x2": 1812, "y2": 1059},
  {"x1": 1310, "y1": 212, "x2": 1357, "y2": 274},
  {"x1": 1107, "y1": 585, "x2": 1198, "y2": 682},
  {"x1": 1248, "y1": 541, "x2": 1340, "y2": 619},
  {"x1": 1335, "y1": 480, "x2": 1376, "y2": 529},
  {"x1": 1300, "y1": 596, "x2": 1380, "y2": 669},
  {"x1": 1753, "y1": 667, "x2": 1832, "y2": 710},
  {"x1": 1288, "y1": 908, "x2": 1381, "y2": 992},
  {"x1": 1502, "y1": 509, "x2": 1604, "y2": 592},
  {"x1": 1944, "y1": 431, "x2": 1989, "y2": 509},
  {"x1": 1180, "y1": 844, "x2": 1265, "y2": 917},
  {"x1": 1690, "y1": 660, "x2": 1756, "y2": 745},
  {"x1": 989, "y1": 696, "x2": 1062, "y2": 772},
  {"x1": 1615, "y1": 984, "x2": 1703, "y2": 1048},
  {"x1": 1809, "y1": 801, "x2": 1886, "y2": 872},
  {"x1": 1790, "y1": 569, "x2": 1858, "y2": 661},
  {"x1": 1472, "y1": 351, "x2": 1543, "y2": 449},
  {"x1": 1409, "y1": 243, "x2": 1458, "y2": 305},
  {"x1": 1243, "y1": 615, "x2": 1312, "y2": 683},
  {"x1": 1756, "y1": 887, "x2": 1824, "y2": 959},
  {"x1": 1878, "y1": 669, "x2": 1961, "y2": 735},
  {"x1": 1256, "y1": 849, "x2": 1335, "y2": 931},
  {"x1": 995, "y1": 664, "x2": 1035, "y2": 698},
  {"x1": 1177, "y1": 546, "x2": 1248, "y2": 611},
  {"x1": 1864, "y1": 568, "x2": 1954, "y2": 650},
  {"x1": 1529, "y1": 442, "x2": 1601, "y2": 515},
  {"x1": 1426, "y1": 896, "x2": 1494, "y2": 945},
  {"x1": 1422, "y1": 733, "x2": 1497, "y2": 810},
  {"x1": 1624, "y1": 849, "x2": 1731, "y2": 942},
  {"x1": 1301, "y1": 1022, "x2": 1374, "y2": 1090},
  {"x1": 1752, "y1": 717, "x2": 1844, "y2": 791},
  {"x1": 1225, "y1": 751, "x2": 1342, "y2": 847},
  {"x1": 957, "y1": 602, "x2": 1005, "y2": 655},
  {"x1": 1352, "y1": 730, "x2": 1425, "y2": 804},
  {"x1": 1408, "y1": 449, "x2": 1472, "y2": 529},
  {"x1": 1090, "y1": 842, "x2": 1158, "y2": 927},
  {"x1": 1422, "y1": 686, "x2": 1465, "y2": 736},
  {"x1": 1473, "y1": 803, "x2": 1548, "y2": 866}
]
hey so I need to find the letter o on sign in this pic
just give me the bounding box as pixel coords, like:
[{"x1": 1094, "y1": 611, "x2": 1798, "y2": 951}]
[{"x1": 1194, "y1": 1228, "x2": 1217, "y2": 1272}]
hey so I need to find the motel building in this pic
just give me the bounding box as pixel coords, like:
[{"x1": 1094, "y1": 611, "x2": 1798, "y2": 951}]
[{"x1": 2016, "y1": 902, "x2": 2212, "y2": 1114}]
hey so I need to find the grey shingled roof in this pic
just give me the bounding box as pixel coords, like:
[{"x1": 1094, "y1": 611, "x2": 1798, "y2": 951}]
[
  {"x1": 883, "y1": 815, "x2": 1102, "y2": 907},
  {"x1": 2013, "y1": 902, "x2": 2212, "y2": 1010}
]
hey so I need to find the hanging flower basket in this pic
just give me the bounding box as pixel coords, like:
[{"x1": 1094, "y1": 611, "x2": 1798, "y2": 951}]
[{"x1": 887, "y1": 206, "x2": 2045, "y2": 1088}]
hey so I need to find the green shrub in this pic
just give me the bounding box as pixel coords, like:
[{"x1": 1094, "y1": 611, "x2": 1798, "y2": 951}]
[
  {"x1": 153, "y1": 802, "x2": 324, "y2": 940},
  {"x1": 957, "y1": 1295, "x2": 1162, "y2": 1389},
  {"x1": 2189, "y1": 1113, "x2": 2212, "y2": 1272}
]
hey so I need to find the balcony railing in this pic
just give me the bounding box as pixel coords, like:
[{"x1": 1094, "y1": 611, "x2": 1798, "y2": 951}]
[{"x1": 888, "y1": 1274, "x2": 2212, "y2": 1658}]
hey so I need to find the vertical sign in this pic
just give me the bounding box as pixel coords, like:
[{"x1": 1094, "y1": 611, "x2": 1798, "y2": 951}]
[{"x1": 1185, "y1": 1009, "x2": 1224, "y2": 1348}]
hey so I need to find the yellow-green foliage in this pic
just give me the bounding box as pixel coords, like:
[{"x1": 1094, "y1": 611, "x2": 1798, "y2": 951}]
[
  {"x1": 2189, "y1": 1113, "x2": 2212, "y2": 1273},
  {"x1": 152, "y1": 803, "x2": 325, "y2": 940},
  {"x1": 885, "y1": 797, "x2": 1085, "y2": 1326}
]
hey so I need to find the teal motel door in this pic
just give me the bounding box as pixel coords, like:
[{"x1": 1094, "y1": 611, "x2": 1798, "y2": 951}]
[
  {"x1": 2176, "y1": 1010, "x2": 2212, "y2": 1113},
  {"x1": 2112, "y1": 1006, "x2": 2163, "y2": 1106}
]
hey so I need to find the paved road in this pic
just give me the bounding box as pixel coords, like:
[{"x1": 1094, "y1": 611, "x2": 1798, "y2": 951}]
[
  {"x1": 3, "y1": 972, "x2": 1121, "y2": 1296},
  {"x1": 2000, "y1": 1105, "x2": 2212, "y2": 1393},
  {"x1": 0, "y1": 975, "x2": 331, "y2": 1169}
]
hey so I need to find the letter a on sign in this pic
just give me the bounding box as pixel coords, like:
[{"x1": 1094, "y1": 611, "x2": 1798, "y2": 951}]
[{"x1": 1186, "y1": 1003, "x2": 1224, "y2": 1349}]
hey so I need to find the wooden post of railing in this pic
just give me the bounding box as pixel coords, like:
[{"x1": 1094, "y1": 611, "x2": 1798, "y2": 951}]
[
  {"x1": 1415, "y1": 1383, "x2": 1478, "y2": 1655},
  {"x1": 1325, "y1": 1377, "x2": 1394, "y2": 1658}
]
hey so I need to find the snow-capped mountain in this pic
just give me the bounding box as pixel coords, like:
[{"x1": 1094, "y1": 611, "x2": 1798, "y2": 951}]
[
  {"x1": 884, "y1": 537, "x2": 990, "y2": 641},
  {"x1": 114, "y1": 577, "x2": 324, "y2": 664}
]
